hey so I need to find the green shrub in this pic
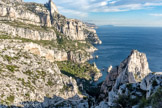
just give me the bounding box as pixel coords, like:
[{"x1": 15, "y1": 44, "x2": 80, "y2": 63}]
[
  {"x1": 113, "y1": 94, "x2": 139, "y2": 108},
  {"x1": 3, "y1": 55, "x2": 19, "y2": 62},
  {"x1": 6, "y1": 65, "x2": 18, "y2": 72},
  {"x1": 60, "y1": 84, "x2": 71, "y2": 92},
  {"x1": 47, "y1": 80, "x2": 53, "y2": 86},
  {"x1": 7, "y1": 95, "x2": 15, "y2": 103},
  {"x1": 57, "y1": 61, "x2": 99, "y2": 80},
  {"x1": 139, "y1": 97, "x2": 149, "y2": 108},
  {"x1": 139, "y1": 87, "x2": 162, "y2": 108},
  {"x1": 24, "y1": 70, "x2": 33, "y2": 76}
]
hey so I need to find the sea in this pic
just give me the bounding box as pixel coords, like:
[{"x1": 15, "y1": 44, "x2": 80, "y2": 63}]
[{"x1": 89, "y1": 26, "x2": 162, "y2": 83}]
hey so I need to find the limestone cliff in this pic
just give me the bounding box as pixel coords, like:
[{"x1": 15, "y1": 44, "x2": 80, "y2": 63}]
[
  {"x1": 97, "y1": 50, "x2": 162, "y2": 107},
  {"x1": 0, "y1": 0, "x2": 101, "y2": 63},
  {"x1": 100, "y1": 50, "x2": 151, "y2": 96},
  {"x1": 0, "y1": 0, "x2": 101, "y2": 44},
  {"x1": 24, "y1": 43, "x2": 68, "y2": 62},
  {"x1": 0, "y1": 1, "x2": 102, "y2": 107}
]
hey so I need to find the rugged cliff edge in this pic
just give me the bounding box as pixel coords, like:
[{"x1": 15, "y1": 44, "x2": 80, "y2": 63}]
[
  {"x1": 96, "y1": 50, "x2": 162, "y2": 108},
  {"x1": 100, "y1": 50, "x2": 151, "y2": 96},
  {"x1": 0, "y1": 0, "x2": 102, "y2": 63},
  {"x1": 0, "y1": 0, "x2": 101, "y2": 44},
  {"x1": 0, "y1": 0, "x2": 102, "y2": 107}
]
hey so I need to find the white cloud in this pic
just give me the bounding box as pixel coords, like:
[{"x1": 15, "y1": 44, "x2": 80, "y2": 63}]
[
  {"x1": 150, "y1": 13, "x2": 162, "y2": 17},
  {"x1": 144, "y1": 2, "x2": 162, "y2": 6},
  {"x1": 53, "y1": 0, "x2": 162, "y2": 18},
  {"x1": 109, "y1": 1, "x2": 118, "y2": 5},
  {"x1": 91, "y1": 3, "x2": 143, "y2": 12},
  {"x1": 100, "y1": 1, "x2": 108, "y2": 6},
  {"x1": 25, "y1": 0, "x2": 162, "y2": 19},
  {"x1": 57, "y1": 6, "x2": 88, "y2": 18}
]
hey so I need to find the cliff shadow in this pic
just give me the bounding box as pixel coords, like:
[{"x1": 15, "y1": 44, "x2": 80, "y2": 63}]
[
  {"x1": 60, "y1": 70, "x2": 101, "y2": 98},
  {"x1": 0, "y1": 94, "x2": 88, "y2": 108}
]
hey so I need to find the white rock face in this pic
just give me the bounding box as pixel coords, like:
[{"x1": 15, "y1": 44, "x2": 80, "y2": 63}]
[
  {"x1": 107, "y1": 65, "x2": 112, "y2": 73},
  {"x1": 100, "y1": 50, "x2": 151, "y2": 105},
  {"x1": 0, "y1": 0, "x2": 101, "y2": 44},
  {"x1": 67, "y1": 50, "x2": 93, "y2": 63},
  {"x1": 24, "y1": 43, "x2": 68, "y2": 62},
  {"x1": 101, "y1": 50, "x2": 151, "y2": 94},
  {"x1": 0, "y1": 2, "x2": 50, "y2": 26},
  {"x1": 0, "y1": 23, "x2": 57, "y2": 41},
  {"x1": 49, "y1": 0, "x2": 58, "y2": 15},
  {"x1": 53, "y1": 17, "x2": 102, "y2": 44}
]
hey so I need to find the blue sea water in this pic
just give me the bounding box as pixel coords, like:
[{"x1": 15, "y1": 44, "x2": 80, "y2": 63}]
[{"x1": 89, "y1": 26, "x2": 162, "y2": 83}]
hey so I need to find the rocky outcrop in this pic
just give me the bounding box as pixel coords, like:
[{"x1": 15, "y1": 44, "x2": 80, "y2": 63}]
[
  {"x1": 95, "y1": 50, "x2": 162, "y2": 108},
  {"x1": 24, "y1": 43, "x2": 68, "y2": 62},
  {"x1": 84, "y1": 28, "x2": 102, "y2": 44},
  {"x1": 67, "y1": 50, "x2": 93, "y2": 63},
  {"x1": 48, "y1": 0, "x2": 58, "y2": 15},
  {"x1": 92, "y1": 63, "x2": 102, "y2": 81},
  {"x1": 100, "y1": 50, "x2": 151, "y2": 95},
  {"x1": 52, "y1": 15, "x2": 102, "y2": 44},
  {"x1": 0, "y1": 22, "x2": 57, "y2": 40},
  {"x1": 99, "y1": 50, "x2": 151, "y2": 106}
]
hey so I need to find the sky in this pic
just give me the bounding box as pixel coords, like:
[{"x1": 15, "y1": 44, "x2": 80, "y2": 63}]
[{"x1": 24, "y1": 0, "x2": 162, "y2": 27}]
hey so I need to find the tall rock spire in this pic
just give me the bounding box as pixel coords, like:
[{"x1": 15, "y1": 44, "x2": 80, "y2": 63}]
[
  {"x1": 100, "y1": 50, "x2": 151, "y2": 99},
  {"x1": 49, "y1": 0, "x2": 59, "y2": 16}
]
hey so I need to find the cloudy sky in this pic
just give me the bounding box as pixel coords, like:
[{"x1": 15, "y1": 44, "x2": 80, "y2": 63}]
[{"x1": 24, "y1": 0, "x2": 162, "y2": 27}]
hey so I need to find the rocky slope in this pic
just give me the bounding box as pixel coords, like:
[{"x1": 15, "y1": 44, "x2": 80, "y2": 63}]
[
  {"x1": 0, "y1": 38, "x2": 79, "y2": 107},
  {"x1": 96, "y1": 50, "x2": 162, "y2": 108},
  {"x1": 0, "y1": 0, "x2": 102, "y2": 107},
  {"x1": 0, "y1": 32, "x2": 96, "y2": 108}
]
